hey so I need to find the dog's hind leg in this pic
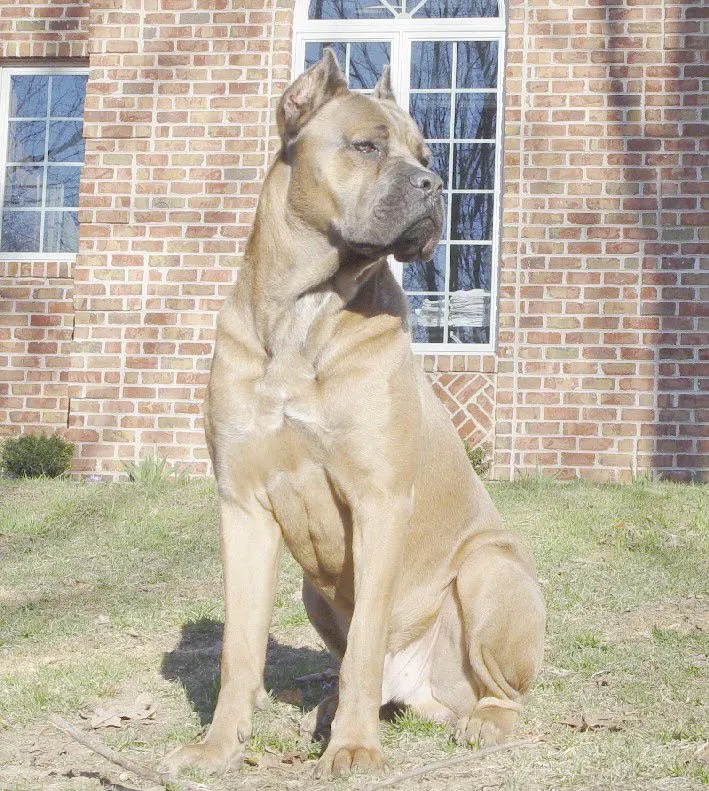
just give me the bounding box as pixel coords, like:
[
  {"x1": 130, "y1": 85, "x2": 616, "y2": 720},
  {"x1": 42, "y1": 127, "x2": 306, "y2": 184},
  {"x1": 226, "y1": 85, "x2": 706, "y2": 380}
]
[
  {"x1": 453, "y1": 531, "x2": 545, "y2": 746},
  {"x1": 299, "y1": 579, "x2": 349, "y2": 741},
  {"x1": 302, "y1": 577, "x2": 349, "y2": 659}
]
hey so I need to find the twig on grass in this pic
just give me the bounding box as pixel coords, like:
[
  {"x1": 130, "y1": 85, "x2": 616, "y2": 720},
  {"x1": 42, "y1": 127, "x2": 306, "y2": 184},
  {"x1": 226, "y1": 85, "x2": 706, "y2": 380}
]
[
  {"x1": 49, "y1": 715, "x2": 209, "y2": 791},
  {"x1": 363, "y1": 737, "x2": 543, "y2": 790}
]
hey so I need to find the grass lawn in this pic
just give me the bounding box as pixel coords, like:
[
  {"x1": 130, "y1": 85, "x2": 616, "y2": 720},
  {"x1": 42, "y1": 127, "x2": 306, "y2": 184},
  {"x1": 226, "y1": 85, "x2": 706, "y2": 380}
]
[{"x1": 0, "y1": 476, "x2": 707, "y2": 790}]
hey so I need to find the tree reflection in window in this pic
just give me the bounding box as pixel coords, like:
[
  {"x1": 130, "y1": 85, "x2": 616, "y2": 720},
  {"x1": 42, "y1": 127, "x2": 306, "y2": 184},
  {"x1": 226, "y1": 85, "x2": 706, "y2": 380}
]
[
  {"x1": 1, "y1": 72, "x2": 87, "y2": 254},
  {"x1": 308, "y1": 0, "x2": 497, "y2": 19},
  {"x1": 406, "y1": 40, "x2": 498, "y2": 343}
]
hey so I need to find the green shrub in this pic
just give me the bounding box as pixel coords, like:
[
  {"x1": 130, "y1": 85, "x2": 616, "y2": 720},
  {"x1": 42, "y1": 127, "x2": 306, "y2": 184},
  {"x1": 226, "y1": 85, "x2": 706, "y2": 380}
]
[
  {"x1": 122, "y1": 454, "x2": 189, "y2": 486},
  {"x1": 464, "y1": 441, "x2": 491, "y2": 477},
  {"x1": 1, "y1": 433, "x2": 74, "y2": 478}
]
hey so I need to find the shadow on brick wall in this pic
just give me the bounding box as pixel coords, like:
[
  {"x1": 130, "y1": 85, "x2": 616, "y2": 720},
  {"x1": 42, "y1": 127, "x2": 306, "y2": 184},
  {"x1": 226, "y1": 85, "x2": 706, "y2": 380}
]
[{"x1": 604, "y1": 1, "x2": 707, "y2": 482}]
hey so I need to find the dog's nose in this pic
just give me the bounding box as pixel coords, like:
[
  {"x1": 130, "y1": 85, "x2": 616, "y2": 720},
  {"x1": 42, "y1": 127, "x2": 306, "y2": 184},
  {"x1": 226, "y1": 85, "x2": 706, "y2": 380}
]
[{"x1": 409, "y1": 169, "x2": 443, "y2": 197}]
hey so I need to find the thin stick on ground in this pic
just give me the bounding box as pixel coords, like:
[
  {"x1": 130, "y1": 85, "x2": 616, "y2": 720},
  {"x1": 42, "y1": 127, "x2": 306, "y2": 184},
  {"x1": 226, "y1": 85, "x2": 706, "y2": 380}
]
[
  {"x1": 49, "y1": 715, "x2": 209, "y2": 791},
  {"x1": 363, "y1": 738, "x2": 543, "y2": 790}
]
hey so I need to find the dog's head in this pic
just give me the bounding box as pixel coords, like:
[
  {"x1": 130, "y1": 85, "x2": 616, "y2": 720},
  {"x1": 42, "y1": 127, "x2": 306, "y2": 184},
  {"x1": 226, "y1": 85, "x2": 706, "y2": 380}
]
[{"x1": 277, "y1": 50, "x2": 444, "y2": 264}]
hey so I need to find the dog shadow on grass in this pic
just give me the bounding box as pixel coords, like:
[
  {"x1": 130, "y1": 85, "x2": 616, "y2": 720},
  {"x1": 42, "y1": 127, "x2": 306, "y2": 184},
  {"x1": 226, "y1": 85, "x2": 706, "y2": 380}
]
[{"x1": 160, "y1": 618, "x2": 335, "y2": 726}]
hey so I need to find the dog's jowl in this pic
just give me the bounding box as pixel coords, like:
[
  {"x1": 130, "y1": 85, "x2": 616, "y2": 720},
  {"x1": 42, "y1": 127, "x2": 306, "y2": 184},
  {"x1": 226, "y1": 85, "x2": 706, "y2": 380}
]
[{"x1": 162, "y1": 50, "x2": 545, "y2": 779}]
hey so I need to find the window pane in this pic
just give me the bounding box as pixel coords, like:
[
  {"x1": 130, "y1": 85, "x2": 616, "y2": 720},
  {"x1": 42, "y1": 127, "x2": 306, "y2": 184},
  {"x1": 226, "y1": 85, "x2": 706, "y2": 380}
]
[
  {"x1": 349, "y1": 42, "x2": 391, "y2": 90},
  {"x1": 450, "y1": 193, "x2": 494, "y2": 240},
  {"x1": 454, "y1": 93, "x2": 497, "y2": 139},
  {"x1": 3, "y1": 166, "x2": 44, "y2": 207},
  {"x1": 47, "y1": 120, "x2": 84, "y2": 162},
  {"x1": 10, "y1": 75, "x2": 49, "y2": 118},
  {"x1": 410, "y1": 42, "x2": 452, "y2": 90},
  {"x1": 46, "y1": 166, "x2": 81, "y2": 207},
  {"x1": 413, "y1": 0, "x2": 498, "y2": 17},
  {"x1": 408, "y1": 295, "x2": 445, "y2": 343},
  {"x1": 304, "y1": 41, "x2": 346, "y2": 71},
  {"x1": 50, "y1": 75, "x2": 88, "y2": 118},
  {"x1": 308, "y1": 0, "x2": 394, "y2": 19},
  {"x1": 456, "y1": 41, "x2": 498, "y2": 88},
  {"x1": 448, "y1": 321, "x2": 489, "y2": 345},
  {"x1": 453, "y1": 143, "x2": 495, "y2": 190},
  {"x1": 427, "y1": 142, "x2": 450, "y2": 189},
  {"x1": 7, "y1": 121, "x2": 46, "y2": 163},
  {"x1": 1, "y1": 211, "x2": 41, "y2": 252},
  {"x1": 43, "y1": 210, "x2": 79, "y2": 253},
  {"x1": 450, "y1": 244, "x2": 492, "y2": 291},
  {"x1": 410, "y1": 93, "x2": 451, "y2": 140},
  {"x1": 403, "y1": 244, "x2": 446, "y2": 292}
]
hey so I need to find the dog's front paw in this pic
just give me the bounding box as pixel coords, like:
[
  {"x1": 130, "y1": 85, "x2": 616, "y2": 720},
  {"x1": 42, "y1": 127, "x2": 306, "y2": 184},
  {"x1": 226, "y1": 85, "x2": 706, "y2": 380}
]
[
  {"x1": 159, "y1": 740, "x2": 244, "y2": 776},
  {"x1": 313, "y1": 742, "x2": 386, "y2": 778}
]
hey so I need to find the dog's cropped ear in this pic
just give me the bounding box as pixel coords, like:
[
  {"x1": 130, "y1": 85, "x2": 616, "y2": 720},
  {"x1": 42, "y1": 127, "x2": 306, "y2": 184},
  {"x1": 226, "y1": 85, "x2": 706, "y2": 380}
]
[
  {"x1": 277, "y1": 49, "x2": 348, "y2": 144},
  {"x1": 373, "y1": 65, "x2": 395, "y2": 102}
]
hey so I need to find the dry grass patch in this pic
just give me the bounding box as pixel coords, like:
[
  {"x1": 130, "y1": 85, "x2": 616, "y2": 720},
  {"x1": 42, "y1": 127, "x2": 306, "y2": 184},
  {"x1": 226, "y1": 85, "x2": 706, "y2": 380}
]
[{"x1": 0, "y1": 476, "x2": 707, "y2": 790}]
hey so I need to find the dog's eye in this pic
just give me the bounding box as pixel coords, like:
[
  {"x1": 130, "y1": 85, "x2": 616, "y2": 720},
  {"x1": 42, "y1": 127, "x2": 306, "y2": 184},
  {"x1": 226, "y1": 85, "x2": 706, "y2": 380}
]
[{"x1": 352, "y1": 140, "x2": 380, "y2": 156}]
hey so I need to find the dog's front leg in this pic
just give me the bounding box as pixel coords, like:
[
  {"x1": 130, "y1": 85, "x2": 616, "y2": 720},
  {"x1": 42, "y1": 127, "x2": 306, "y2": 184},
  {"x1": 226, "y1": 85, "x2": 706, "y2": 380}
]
[
  {"x1": 162, "y1": 497, "x2": 281, "y2": 775},
  {"x1": 315, "y1": 495, "x2": 409, "y2": 778}
]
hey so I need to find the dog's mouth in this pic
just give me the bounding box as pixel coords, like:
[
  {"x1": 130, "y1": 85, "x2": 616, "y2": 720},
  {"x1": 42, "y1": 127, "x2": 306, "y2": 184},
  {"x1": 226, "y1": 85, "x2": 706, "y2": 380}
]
[
  {"x1": 339, "y1": 197, "x2": 444, "y2": 264},
  {"x1": 391, "y1": 211, "x2": 443, "y2": 264}
]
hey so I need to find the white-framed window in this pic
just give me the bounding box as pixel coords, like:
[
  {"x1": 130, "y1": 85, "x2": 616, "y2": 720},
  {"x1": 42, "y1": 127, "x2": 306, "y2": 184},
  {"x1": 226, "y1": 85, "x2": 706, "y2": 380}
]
[
  {"x1": 293, "y1": 0, "x2": 505, "y2": 353},
  {"x1": 0, "y1": 65, "x2": 88, "y2": 259}
]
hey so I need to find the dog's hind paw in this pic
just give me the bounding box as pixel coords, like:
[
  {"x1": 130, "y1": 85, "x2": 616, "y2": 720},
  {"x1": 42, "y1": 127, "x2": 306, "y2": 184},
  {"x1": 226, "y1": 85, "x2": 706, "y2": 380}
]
[{"x1": 454, "y1": 697, "x2": 522, "y2": 747}]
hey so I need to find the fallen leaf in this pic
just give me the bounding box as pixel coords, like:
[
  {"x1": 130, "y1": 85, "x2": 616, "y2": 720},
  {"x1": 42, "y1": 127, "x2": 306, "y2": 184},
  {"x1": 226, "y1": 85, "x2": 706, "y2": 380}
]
[
  {"x1": 282, "y1": 749, "x2": 308, "y2": 765},
  {"x1": 560, "y1": 713, "x2": 634, "y2": 733},
  {"x1": 80, "y1": 693, "x2": 157, "y2": 729},
  {"x1": 694, "y1": 743, "x2": 709, "y2": 765},
  {"x1": 590, "y1": 668, "x2": 613, "y2": 687},
  {"x1": 276, "y1": 688, "x2": 304, "y2": 707},
  {"x1": 244, "y1": 751, "x2": 281, "y2": 768}
]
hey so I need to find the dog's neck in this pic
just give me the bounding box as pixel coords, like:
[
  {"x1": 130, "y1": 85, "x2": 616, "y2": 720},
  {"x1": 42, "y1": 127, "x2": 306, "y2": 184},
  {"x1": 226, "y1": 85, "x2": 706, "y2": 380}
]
[{"x1": 243, "y1": 155, "x2": 390, "y2": 354}]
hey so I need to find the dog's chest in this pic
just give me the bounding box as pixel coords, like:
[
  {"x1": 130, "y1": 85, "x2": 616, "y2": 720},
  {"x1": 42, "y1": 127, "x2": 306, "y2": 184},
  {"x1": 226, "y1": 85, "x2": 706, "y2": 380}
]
[
  {"x1": 250, "y1": 352, "x2": 321, "y2": 435},
  {"x1": 231, "y1": 294, "x2": 338, "y2": 439}
]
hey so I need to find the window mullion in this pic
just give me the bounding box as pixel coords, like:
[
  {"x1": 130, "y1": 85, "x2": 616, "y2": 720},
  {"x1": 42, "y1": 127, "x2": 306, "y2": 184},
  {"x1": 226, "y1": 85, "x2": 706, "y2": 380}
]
[
  {"x1": 40, "y1": 75, "x2": 51, "y2": 254},
  {"x1": 442, "y1": 42, "x2": 456, "y2": 346}
]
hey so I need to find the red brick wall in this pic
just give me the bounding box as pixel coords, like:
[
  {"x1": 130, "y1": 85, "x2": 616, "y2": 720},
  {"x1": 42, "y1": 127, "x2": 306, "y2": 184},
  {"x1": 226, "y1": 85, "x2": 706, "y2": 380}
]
[
  {"x1": 66, "y1": 0, "x2": 293, "y2": 475},
  {"x1": 0, "y1": 0, "x2": 88, "y2": 441},
  {"x1": 0, "y1": 261, "x2": 73, "y2": 435},
  {"x1": 0, "y1": 0, "x2": 706, "y2": 482},
  {"x1": 497, "y1": 0, "x2": 707, "y2": 482},
  {"x1": 0, "y1": 0, "x2": 89, "y2": 58}
]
